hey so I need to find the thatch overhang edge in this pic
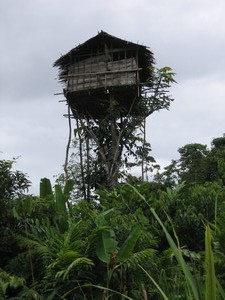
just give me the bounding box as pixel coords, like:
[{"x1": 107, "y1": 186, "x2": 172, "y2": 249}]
[{"x1": 53, "y1": 31, "x2": 154, "y2": 82}]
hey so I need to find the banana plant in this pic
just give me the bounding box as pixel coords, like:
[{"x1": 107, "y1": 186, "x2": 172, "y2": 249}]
[
  {"x1": 89, "y1": 209, "x2": 153, "y2": 298},
  {"x1": 40, "y1": 178, "x2": 74, "y2": 232}
]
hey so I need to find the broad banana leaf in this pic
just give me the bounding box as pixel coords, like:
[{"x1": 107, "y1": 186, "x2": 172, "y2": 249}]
[
  {"x1": 96, "y1": 228, "x2": 117, "y2": 264},
  {"x1": 116, "y1": 226, "x2": 141, "y2": 263},
  {"x1": 39, "y1": 178, "x2": 53, "y2": 199}
]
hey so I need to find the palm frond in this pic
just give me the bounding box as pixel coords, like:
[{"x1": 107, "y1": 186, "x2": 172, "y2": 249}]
[
  {"x1": 128, "y1": 248, "x2": 156, "y2": 267},
  {"x1": 63, "y1": 220, "x2": 83, "y2": 246},
  {"x1": 56, "y1": 257, "x2": 94, "y2": 280}
]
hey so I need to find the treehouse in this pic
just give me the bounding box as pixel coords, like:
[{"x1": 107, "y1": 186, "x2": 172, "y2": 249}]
[{"x1": 54, "y1": 31, "x2": 154, "y2": 118}]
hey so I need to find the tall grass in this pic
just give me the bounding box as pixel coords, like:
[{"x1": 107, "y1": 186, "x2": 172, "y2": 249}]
[
  {"x1": 130, "y1": 184, "x2": 225, "y2": 300},
  {"x1": 150, "y1": 208, "x2": 200, "y2": 300},
  {"x1": 205, "y1": 224, "x2": 216, "y2": 300}
]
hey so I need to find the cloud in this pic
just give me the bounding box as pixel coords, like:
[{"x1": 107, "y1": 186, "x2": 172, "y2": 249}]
[
  {"x1": 0, "y1": 96, "x2": 68, "y2": 192},
  {"x1": 1, "y1": 0, "x2": 225, "y2": 192},
  {"x1": 148, "y1": 74, "x2": 225, "y2": 167}
]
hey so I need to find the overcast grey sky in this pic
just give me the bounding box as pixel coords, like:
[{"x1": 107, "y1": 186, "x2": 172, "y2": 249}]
[{"x1": 1, "y1": 0, "x2": 225, "y2": 193}]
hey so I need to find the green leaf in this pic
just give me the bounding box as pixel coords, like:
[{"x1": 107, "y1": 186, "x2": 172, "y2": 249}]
[
  {"x1": 82, "y1": 284, "x2": 134, "y2": 299},
  {"x1": 62, "y1": 257, "x2": 94, "y2": 280},
  {"x1": 39, "y1": 178, "x2": 53, "y2": 198},
  {"x1": 12, "y1": 206, "x2": 20, "y2": 220},
  {"x1": 205, "y1": 224, "x2": 216, "y2": 300},
  {"x1": 160, "y1": 66, "x2": 173, "y2": 72},
  {"x1": 116, "y1": 226, "x2": 141, "y2": 263},
  {"x1": 150, "y1": 208, "x2": 199, "y2": 300},
  {"x1": 63, "y1": 179, "x2": 74, "y2": 198},
  {"x1": 53, "y1": 251, "x2": 94, "y2": 280},
  {"x1": 94, "y1": 208, "x2": 114, "y2": 227},
  {"x1": 96, "y1": 228, "x2": 117, "y2": 264},
  {"x1": 138, "y1": 264, "x2": 169, "y2": 300},
  {"x1": 55, "y1": 184, "x2": 66, "y2": 214},
  {"x1": 216, "y1": 279, "x2": 225, "y2": 299}
]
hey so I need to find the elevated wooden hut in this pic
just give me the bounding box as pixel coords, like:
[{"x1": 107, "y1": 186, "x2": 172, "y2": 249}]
[{"x1": 54, "y1": 31, "x2": 154, "y2": 118}]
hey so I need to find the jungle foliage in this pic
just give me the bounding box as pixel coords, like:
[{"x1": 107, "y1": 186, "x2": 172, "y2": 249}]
[{"x1": 1, "y1": 136, "x2": 225, "y2": 299}]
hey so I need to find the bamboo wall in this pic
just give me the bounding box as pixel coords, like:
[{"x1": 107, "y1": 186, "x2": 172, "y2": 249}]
[{"x1": 67, "y1": 53, "x2": 140, "y2": 92}]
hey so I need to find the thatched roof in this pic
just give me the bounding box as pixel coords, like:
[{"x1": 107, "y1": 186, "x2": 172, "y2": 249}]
[{"x1": 53, "y1": 31, "x2": 154, "y2": 83}]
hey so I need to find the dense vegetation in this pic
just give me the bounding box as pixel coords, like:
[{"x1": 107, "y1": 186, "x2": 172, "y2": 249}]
[{"x1": 1, "y1": 136, "x2": 225, "y2": 299}]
